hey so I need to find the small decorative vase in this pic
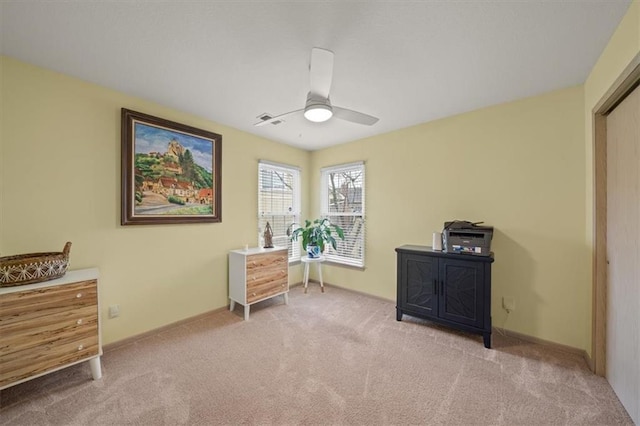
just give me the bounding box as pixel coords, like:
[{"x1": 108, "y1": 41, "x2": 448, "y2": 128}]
[{"x1": 307, "y1": 245, "x2": 321, "y2": 258}]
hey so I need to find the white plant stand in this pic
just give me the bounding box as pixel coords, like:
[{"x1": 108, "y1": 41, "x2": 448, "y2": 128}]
[{"x1": 301, "y1": 255, "x2": 326, "y2": 293}]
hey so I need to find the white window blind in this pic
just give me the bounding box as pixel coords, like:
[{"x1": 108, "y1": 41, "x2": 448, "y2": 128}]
[
  {"x1": 320, "y1": 162, "x2": 365, "y2": 267},
  {"x1": 258, "y1": 160, "x2": 301, "y2": 262}
]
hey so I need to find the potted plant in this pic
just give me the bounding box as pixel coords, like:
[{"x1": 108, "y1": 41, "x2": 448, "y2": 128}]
[{"x1": 288, "y1": 218, "x2": 345, "y2": 258}]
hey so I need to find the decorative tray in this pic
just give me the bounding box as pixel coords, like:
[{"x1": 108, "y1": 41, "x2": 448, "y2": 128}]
[{"x1": 0, "y1": 242, "x2": 72, "y2": 287}]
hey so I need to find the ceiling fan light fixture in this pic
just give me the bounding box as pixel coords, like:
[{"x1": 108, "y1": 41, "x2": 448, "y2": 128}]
[{"x1": 304, "y1": 104, "x2": 333, "y2": 122}]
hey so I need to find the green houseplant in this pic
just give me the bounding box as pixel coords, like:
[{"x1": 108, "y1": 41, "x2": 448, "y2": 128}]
[{"x1": 288, "y1": 218, "x2": 345, "y2": 258}]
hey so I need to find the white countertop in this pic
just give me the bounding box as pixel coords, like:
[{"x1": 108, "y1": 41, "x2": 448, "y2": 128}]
[
  {"x1": 229, "y1": 246, "x2": 287, "y2": 255},
  {"x1": 0, "y1": 268, "x2": 99, "y2": 294}
]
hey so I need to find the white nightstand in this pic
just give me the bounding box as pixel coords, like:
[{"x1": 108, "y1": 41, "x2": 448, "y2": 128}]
[{"x1": 228, "y1": 247, "x2": 289, "y2": 320}]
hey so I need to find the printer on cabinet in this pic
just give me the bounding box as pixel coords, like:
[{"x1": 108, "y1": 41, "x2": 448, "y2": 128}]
[{"x1": 442, "y1": 220, "x2": 493, "y2": 256}]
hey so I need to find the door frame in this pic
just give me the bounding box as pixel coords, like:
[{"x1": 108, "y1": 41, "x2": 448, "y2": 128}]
[{"x1": 592, "y1": 52, "x2": 640, "y2": 376}]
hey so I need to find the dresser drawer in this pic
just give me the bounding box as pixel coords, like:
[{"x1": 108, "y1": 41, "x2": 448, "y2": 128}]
[
  {"x1": 0, "y1": 280, "x2": 97, "y2": 326},
  {"x1": 246, "y1": 276, "x2": 288, "y2": 304},
  {"x1": 0, "y1": 332, "x2": 99, "y2": 388},
  {"x1": 0, "y1": 307, "x2": 98, "y2": 356},
  {"x1": 246, "y1": 252, "x2": 287, "y2": 272},
  {"x1": 246, "y1": 264, "x2": 288, "y2": 289}
]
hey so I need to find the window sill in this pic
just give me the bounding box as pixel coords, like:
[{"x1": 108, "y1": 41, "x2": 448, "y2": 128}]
[
  {"x1": 324, "y1": 260, "x2": 366, "y2": 271},
  {"x1": 289, "y1": 258, "x2": 365, "y2": 271}
]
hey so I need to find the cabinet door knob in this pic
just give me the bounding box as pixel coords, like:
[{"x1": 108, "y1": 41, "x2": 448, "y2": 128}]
[
  {"x1": 76, "y1": 319, "x2": 83, "y2": 325},
  {"x1": 77, "y1": 344, "x2": 84, "y2": 351},
  {"x1": 76, "y1": 293, "x2": 83, "y2": 298},
  {"x1": 252, "y1": 292, "x2": 256, "y2": 296}
]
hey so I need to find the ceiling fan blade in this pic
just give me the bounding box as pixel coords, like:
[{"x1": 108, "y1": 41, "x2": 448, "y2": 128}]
[
  {"x1": 254, "y1": 109, "x2": 303, "y2": 127},
  {"x1": 309, "y1": 48, "x2": 334, "y2": 98},
  {"x1": 333, "y1": 106, "x2": 379, "y2": 126}
]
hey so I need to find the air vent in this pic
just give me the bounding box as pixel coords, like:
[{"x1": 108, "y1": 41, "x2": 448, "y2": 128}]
[{"x1": 257, "y1": 113, "x2": 283, "y2": 125}]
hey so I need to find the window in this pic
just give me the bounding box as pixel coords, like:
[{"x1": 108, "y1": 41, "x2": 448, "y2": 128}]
[
  {"x1": 258, "y1": 160, "x2": 301, "y2": 262},
  {"x1": 320, "y1": 162, "x2": 365, "y2": 268}
]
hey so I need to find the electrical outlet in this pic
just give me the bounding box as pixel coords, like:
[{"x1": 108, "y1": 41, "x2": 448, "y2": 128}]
[
  {"x1": 502, "y1": 297, "x2": 515, "y2": 312},
  {"x1": 108, "y1": 304, "x2": 120, "y2": 319}
]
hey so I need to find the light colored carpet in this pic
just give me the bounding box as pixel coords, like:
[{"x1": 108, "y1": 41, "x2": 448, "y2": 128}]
[{"x1": 0, "y1": 284, "x2": 633, "y2": 425}]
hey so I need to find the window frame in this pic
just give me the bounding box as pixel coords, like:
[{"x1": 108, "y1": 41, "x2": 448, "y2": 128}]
[
  {"x1": 320, "y1": 161, "x2": 365, "y2": 268},
  {"x1": 258, "y1": 160, "x2": 301, "y2": 263}
]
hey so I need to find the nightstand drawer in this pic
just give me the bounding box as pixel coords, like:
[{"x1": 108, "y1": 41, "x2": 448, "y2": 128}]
[
  {"x1": 246, "y1": 265, "x2": 288, "y2": 289},
  {"x1": 246, "y1": 277, "x2": 288, "y2": 304},
  {"x1": 246, "y1": 252, "x2": 287, "y2": 272}
]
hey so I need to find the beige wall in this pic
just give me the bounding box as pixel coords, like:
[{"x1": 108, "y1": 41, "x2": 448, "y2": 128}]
[
  {"x1": 311, "y1": 86, "x2": 588, "y2": 349},
  {"x1": 0, "y1": 56, "x2": 310, "y2": 344},
  {"x1": 0, "y1": 55, "x2": 590, "y2": 350},
  {"x1": 583, "y1": 0, "x2": 639, "y2": 355}
]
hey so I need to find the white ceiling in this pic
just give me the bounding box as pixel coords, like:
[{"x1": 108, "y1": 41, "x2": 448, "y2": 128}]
[{"x1": 0, "y1": 1, "x2": 632, "y2": 151}]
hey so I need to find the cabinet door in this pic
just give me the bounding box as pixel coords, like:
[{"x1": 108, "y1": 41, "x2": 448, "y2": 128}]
[
  {"x1": 438, "y1": 258, "x2": 484, "y2": 328},
  {"x1": 400, "y1": 253, "x2": 437, "y2": 318}
]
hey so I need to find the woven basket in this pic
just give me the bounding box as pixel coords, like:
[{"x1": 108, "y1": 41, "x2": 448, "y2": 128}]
[{"x1": 0, "y1": 242, "x2": 72, "y2": 287}]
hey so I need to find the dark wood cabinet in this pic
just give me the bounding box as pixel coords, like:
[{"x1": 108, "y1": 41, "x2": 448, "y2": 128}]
[{"x1": 396, "y1": 245, "x2": 494, "y2": 348}]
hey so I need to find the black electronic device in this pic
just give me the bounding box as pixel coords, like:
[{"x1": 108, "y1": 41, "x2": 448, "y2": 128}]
[{"x1": 442, "y1": 220, "x2": 493, "y2": 256}]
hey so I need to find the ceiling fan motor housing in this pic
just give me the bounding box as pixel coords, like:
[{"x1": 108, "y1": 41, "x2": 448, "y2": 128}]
[{"x1": 304, "y1": 92, "x2": 333, "y2": 122}]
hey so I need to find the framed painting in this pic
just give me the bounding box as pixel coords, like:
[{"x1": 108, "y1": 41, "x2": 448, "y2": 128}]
[{"x1": 121, "y1": 108, "x2": 222, "y2": 225}]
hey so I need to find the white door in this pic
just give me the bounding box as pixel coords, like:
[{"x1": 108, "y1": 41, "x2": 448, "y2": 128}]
[{"x1": 606, "y1": 84, "x2": 640, "y2": 424}]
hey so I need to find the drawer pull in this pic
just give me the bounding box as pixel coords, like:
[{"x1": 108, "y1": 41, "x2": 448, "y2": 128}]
[
  {"x1": 252, "y1": 292, "x2": 256, "y2": 296},
  {"x1": 76, "y1": 293, "x2": 83, "y2": 298},
  {"x1": 252, "y1": 261, "x2": 256, "y2": 266},
  {"x1": 281, "y1": 284, "x2": 285, "y2": 287},
  {"x1": 77, "y1": 344, "x2": 84, "y2": 351},
  {"x1": 76, "y1": 319, "x2": 83, "y2": 325}
]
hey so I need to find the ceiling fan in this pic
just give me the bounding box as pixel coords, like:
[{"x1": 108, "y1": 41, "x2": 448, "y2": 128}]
[{"x1": 255, "y1": 48, "x2": 379, "y2": 127}]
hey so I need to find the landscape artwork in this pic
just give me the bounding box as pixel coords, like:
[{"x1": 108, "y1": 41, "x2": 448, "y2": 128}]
[{"x1": 121, "y1": 109, "x2": 222, "y2": 225}]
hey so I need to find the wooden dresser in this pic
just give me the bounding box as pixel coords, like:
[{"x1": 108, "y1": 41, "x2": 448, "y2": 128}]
[
  {"x1": 228, "y1": 247, "x2": 289, "y2": 320},
  {"x1": 0, "y1": 268, "x2": 102, "y2": 390}
]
